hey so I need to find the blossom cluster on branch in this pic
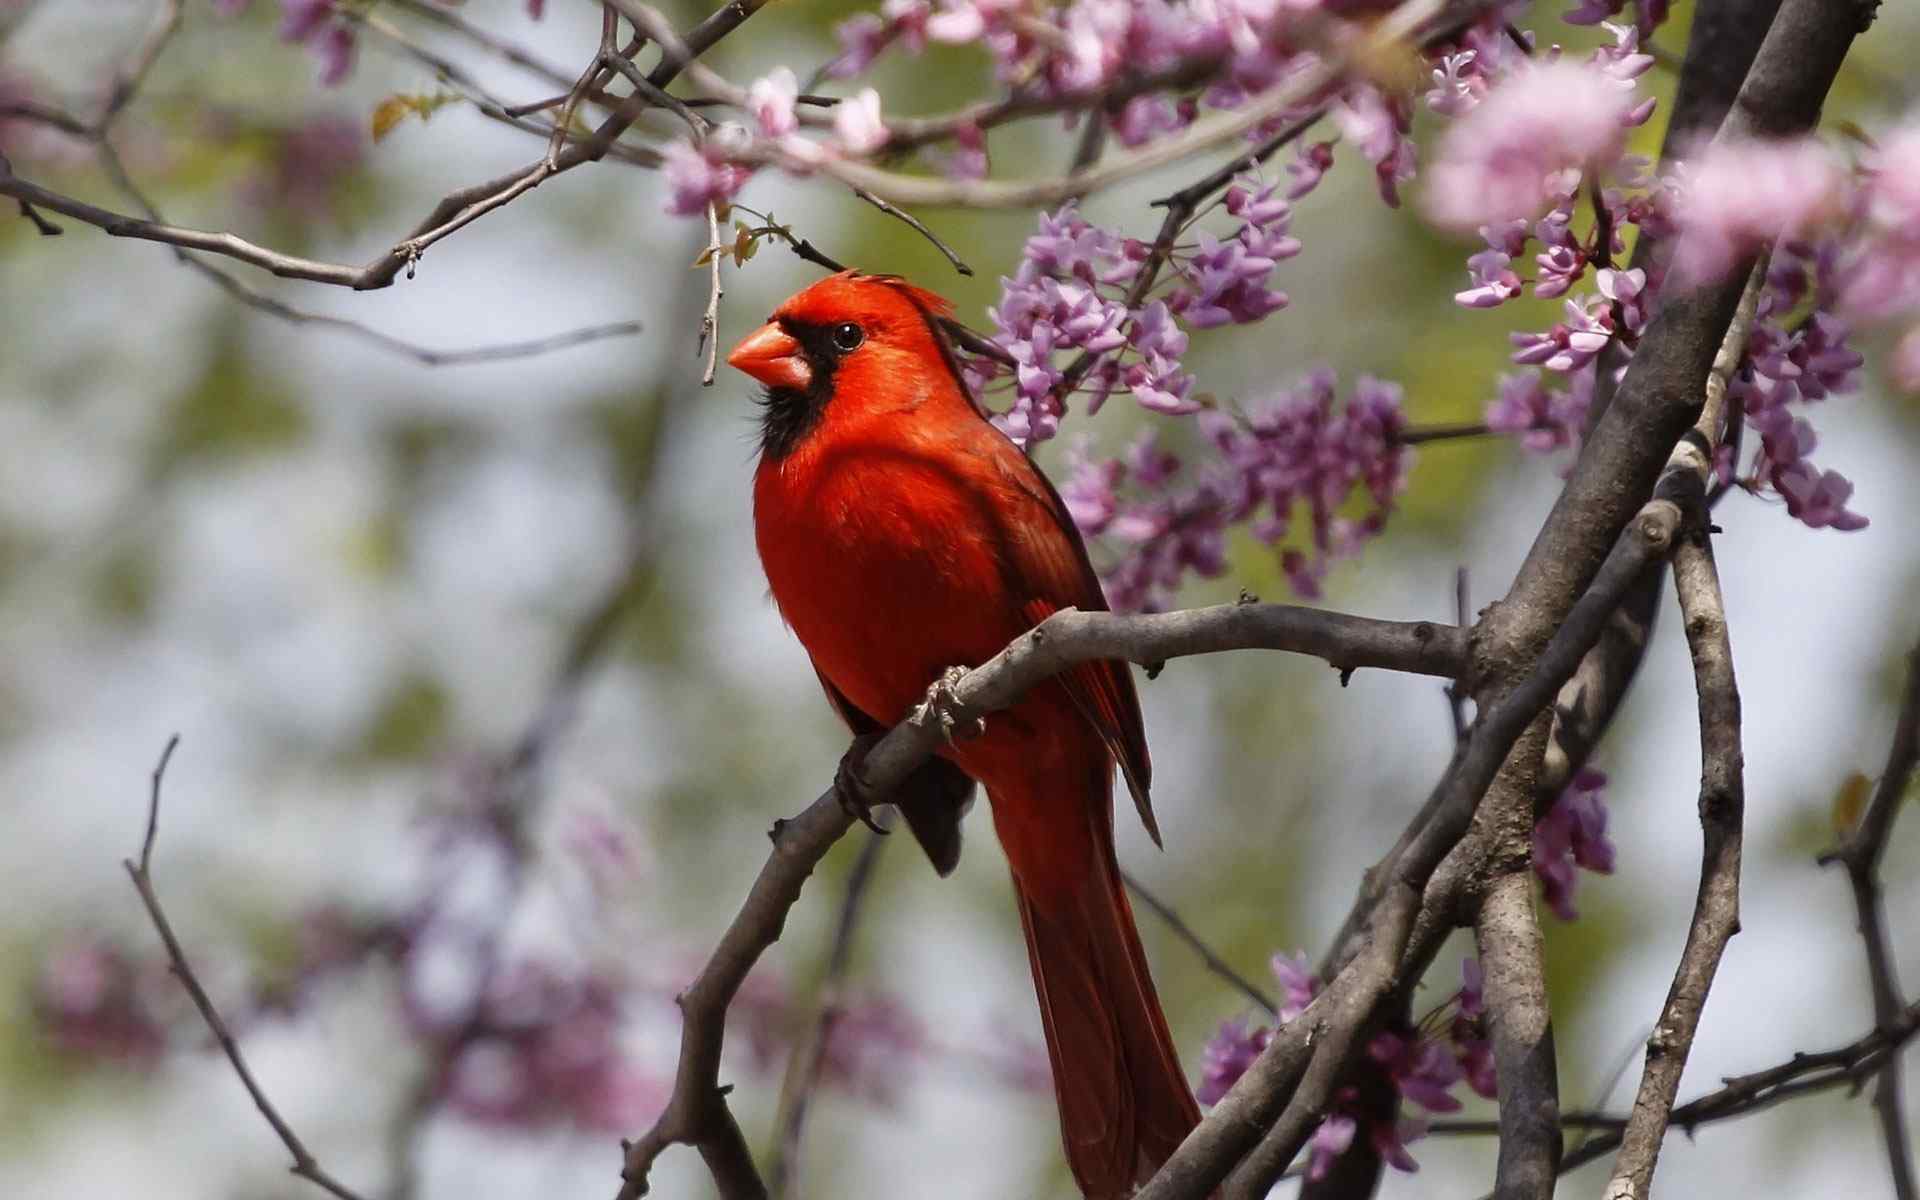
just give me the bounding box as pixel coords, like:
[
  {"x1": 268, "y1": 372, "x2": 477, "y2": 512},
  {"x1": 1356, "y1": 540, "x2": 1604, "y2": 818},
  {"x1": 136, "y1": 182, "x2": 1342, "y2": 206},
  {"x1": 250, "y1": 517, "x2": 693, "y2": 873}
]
[
  {"x1": 1425, "y1": 15, "x2": 1920, "y2": 528},
  {"x1": 1194, "y1": 763, "x2": 1614, "y2": 1179},
  {"x1": 1198, "y1": 953, "x2": 1498, "y2": 1180}
]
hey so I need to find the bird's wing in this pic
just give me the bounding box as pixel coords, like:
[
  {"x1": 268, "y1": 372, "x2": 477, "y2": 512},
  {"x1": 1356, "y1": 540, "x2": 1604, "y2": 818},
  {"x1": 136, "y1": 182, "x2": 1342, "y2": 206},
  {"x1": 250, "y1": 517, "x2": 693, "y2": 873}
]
[{"x1": 976, "y1": 438, "x2": 1160, "y2": 845}]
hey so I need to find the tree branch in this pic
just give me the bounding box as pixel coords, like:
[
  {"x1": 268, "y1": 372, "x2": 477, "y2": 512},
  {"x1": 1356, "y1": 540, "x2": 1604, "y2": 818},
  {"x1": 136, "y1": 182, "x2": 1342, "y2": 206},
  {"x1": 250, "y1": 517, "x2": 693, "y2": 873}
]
[
  {"x1": 615, "y1": 598, "x2": 1467, "y2": 1196},
  {"x1": 766, "y1": 828, "x2": 892, "y2": 1199},
  {"x1": 786, "y1": 0, "x2": 1447, "y2": 210},
  {"x1": 1477, "y1": 867, "x2": 1561, "y2": 1200},
  {"x1": 1817, "y1": 640, "x2": 1920, "y2": 1200},
  {"x1": 1554, "y1": 998, "x2": 1920, "y2": 1178},
  {"x1": 1147, "y1": 497, "x2": 1687, "y2": 1200},
  {"x1": 124, "y1": 737, "x2": 375, "y2": 1200},
  {"x1": 1123, "y1": 870, "x2": 1279, "y2": 1016}
]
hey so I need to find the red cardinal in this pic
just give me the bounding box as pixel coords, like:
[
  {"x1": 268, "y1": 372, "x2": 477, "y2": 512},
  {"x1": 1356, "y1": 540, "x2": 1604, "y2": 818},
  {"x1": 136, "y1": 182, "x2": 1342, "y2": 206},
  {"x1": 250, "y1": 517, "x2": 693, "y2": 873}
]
[{"x1": 728, "y1": 271, "x2": 1200, "y2": 1197}]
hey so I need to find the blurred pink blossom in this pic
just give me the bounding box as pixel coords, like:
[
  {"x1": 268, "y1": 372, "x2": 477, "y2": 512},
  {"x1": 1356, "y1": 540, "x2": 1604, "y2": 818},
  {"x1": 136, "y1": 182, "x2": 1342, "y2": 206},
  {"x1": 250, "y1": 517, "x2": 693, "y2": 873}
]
[
  {"x1": 833, "y1": 88, "x2": 889, "y2": 155},
  {"x1": 1668, "y1": 137, "x2": 1849, "y2": 285},
  {"x1": 747, "y1": 67, "x2": 799, "y2": 138},
  {"x1": 1425, "y1": 61, "x2": 1639, "y2": 232},
  {"x1": 661, "y1": 139, "x2": 751, "y2": 216}
]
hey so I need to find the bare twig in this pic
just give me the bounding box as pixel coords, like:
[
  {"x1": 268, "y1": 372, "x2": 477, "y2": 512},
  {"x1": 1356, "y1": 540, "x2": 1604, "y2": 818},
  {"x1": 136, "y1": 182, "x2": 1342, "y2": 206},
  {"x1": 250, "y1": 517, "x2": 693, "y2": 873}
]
[
  {"x1": 1817, "y1": 641, "x2": 1920, "y2": 1200},
  {"x1": 1122, "y1": 870, "x2": 1278, "y2": 1016},
  {"x1": 389, "y1": 0, "x2": 579, "y2": 90},
  {"x1": 98, "y1": 0, "x2": 183, "y2": 133},
  {"x1": 124, "y1": 737, "x2": 375, "y2": 1200},
  {"x1": 766, "y1": 827, "x2": 892, "y2": 1199},
  {"x1": 1555, "y1": 997, "x2": 1920, "y2": 1178},
  {"x1": 1447, "y1": 567, "x2": 1472, "y2": 741},
  {"x1": 92, "y1": 139, "x2": 646, "y2": 366},
  {"x1": 2, "y1": 1, "x2": 778, "y2": 293},
  {"x1": 1599, "y1": 497, "x2": 1743, "y2": 1200},
  {"x1": 852, "y1": 186, "x2": 973, "y2": 276}
]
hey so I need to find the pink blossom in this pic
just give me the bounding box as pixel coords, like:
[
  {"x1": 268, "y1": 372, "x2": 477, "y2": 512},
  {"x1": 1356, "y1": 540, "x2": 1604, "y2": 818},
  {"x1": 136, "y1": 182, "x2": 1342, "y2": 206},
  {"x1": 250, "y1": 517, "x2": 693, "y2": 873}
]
[
  {"x1": 1669, "y1": 137, "x2": 1849, "y2": 285},
  {"x1": 828, "y1": 13, "x2": 892, "y2": 77},
  {"x1": 660, "y1": 139, "x2": 750, "y2": 216},
  {"x1": 1456, "y1": 247, "x2": 1522, "y2": 308},
  {"x1": 1511, "y1": 294, "x2": 1617, "y2": 373},
  {"x1": 1425, "y1": 50, "x2": 1485, "y2": 117},
  {"x1": 1534, "y1": 767, "x2": 1615, "y2": 920},
  {"x1": 1893, "y1": 326, "x2": 1920, "y2": 391},
  {"x1": 33, "y1": 939, "x2": 166, "y2": 1063},
  {"x1": 1306, "y1": 1114, "x2": 1359, "y2": 1181},
  {"x1": 1196, "y1": 1018, "x2": 1271, "y2": 1105},
  {"x1": 1777, "y1": 464, "x2": 1869, "y2": 531},
  {"x1": 1369, "y1": 1031, "x2": 1464, "y2": 1113},
  {"x1": 1838, "y1": 123, "x2": 1920, "y2": 320},
  {"x1": 1270, "y1": 950, "x2": 1320, "y2": 1021},
  {"x1": 1335, "y1": 86, "x2": 1415, "y2": 207},
  {"x1": 747, "y1": 67, "x2": 799, "y2": 138},
  {"x1": 1425, "y1": 61, "x2": 1639, "y2": 232},
  {"x1": 833, "y1": 88, "x2": 889, "y2": 155}
]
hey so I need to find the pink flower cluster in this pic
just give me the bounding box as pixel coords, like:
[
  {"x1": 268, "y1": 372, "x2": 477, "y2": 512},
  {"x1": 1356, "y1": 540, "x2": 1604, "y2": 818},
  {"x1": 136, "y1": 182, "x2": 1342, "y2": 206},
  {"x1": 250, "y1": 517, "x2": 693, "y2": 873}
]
[
  {"x1": 1484, "y1": 368, "x2": 1594, "y2": 458},
  {"x1": 1197, "y1": 954, "x2": 1497, "y2": 1181},
  {"x1": 1533, "y1": 766, "x2": 1616, "y2": 921},
  {"x1": 975, "y1": 183, "x2": 1300, "y2": 447},
  {"x1": 1061, "y1": 370, "x2": 1409, "y2": 610}
]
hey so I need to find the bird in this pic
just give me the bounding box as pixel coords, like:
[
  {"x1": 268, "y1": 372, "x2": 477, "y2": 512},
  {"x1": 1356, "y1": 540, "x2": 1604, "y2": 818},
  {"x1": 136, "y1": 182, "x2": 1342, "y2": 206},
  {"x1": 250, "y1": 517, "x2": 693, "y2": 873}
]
[{"x1": 727, "y1": 270, "x2": 1200, "y2": 1198}]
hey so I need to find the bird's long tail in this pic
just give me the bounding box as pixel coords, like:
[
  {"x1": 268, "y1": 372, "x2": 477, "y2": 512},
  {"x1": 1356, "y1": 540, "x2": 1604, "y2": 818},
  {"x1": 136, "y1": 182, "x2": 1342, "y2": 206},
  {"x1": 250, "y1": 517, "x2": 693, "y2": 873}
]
[{"x1": 1007, "y1": 782, "x2": 1200, "y2": 1199}]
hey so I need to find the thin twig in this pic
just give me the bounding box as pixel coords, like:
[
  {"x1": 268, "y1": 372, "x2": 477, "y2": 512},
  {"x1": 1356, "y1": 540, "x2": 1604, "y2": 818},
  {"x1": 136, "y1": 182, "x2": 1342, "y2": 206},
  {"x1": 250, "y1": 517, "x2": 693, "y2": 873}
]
[
  {"x1": 702, "y1": 199, "x2": 726, "y2": 385},
  {"x1": 1551, "y1": 998, "x2": 1920, "y2": 1179},
  {"x1": 852, "y1": 186, "x2": 973, "y2": 276},
  {"x1": 98, "y1": 0, "x2": 183, "y2": 133},
  {"x1": 1446, "y1": 567, "x2": 1471, "y2": 742},
  {"x1": 1817, "y1": 641, "x2": 1920, "y2": 1200},
  {"x1": 766, "y1": 827, "x2": 893, "y2": 1198},
  {"x1": 1122, "y1": 870, "x2": 1278, "y2": 1016},
  {"x1": 124, "y1": 737, "x2": 375, "y2": 1200}
]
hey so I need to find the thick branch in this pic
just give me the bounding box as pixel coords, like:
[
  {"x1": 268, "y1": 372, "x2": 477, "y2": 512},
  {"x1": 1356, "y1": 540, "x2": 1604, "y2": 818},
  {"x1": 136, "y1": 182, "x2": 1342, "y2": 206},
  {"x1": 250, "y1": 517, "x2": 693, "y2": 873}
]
[
  {"x1": 1143, "y1": 499, "x2": 1684, "y2": 1200},
  {"x1": 1494, "y1": 0, "x2": 1866, "y2": 670},
  {"x1": 1477, "y1": 868, "x2": 1562, "y2": 1200}
]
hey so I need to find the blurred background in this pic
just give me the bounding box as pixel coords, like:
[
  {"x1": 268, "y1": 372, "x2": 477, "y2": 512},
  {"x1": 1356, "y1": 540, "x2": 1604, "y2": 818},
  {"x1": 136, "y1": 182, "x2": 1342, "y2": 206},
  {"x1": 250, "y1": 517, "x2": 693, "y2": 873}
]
[{"x1": 2, "y1": 2, "x2": 1917, "y2": 1197}]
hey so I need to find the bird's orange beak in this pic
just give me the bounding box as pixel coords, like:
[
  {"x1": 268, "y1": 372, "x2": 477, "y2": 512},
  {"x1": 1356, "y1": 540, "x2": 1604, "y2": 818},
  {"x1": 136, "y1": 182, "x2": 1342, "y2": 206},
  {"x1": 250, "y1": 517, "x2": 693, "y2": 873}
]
[{"x1": 727, "y1": 322, "x2": 811, "y2": 391}]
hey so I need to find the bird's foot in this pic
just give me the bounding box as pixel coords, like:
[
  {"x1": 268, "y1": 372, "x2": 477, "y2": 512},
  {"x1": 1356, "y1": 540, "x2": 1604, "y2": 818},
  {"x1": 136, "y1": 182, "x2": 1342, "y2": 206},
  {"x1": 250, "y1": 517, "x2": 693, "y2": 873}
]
[
  {"x1": 917, "y1": 666, "x2": 985, "y2": 745},
  {"x1": 833, "y1": 733, "x2": 891, "y2": 836}
]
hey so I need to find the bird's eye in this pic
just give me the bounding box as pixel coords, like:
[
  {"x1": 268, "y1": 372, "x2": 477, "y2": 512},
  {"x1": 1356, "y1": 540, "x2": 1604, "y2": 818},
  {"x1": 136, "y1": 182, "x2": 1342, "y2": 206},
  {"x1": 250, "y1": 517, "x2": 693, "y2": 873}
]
[{"x1": 830, "y1": 322, "x2": 865, "y2": 352}]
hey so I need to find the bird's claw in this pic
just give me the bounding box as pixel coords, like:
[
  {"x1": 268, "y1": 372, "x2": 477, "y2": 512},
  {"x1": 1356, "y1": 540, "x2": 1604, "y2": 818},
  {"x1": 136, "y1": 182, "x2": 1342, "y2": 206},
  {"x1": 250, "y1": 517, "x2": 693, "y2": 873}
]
[
  {"x1": 834, "y1": 733, "x2": 891, "y2": 835},
  {"x1": 917, "y1": 666, "x2": 985, "y2": 745}
]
